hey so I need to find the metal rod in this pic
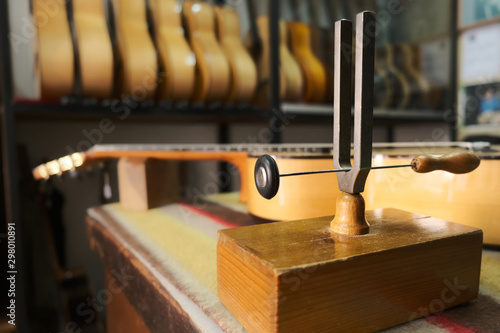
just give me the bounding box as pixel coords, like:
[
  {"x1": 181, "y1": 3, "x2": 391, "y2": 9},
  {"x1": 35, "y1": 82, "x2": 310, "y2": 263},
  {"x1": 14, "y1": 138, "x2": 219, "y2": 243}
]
[{"x1": 280, "y1": 164, "x2": 414, "y2": 177}]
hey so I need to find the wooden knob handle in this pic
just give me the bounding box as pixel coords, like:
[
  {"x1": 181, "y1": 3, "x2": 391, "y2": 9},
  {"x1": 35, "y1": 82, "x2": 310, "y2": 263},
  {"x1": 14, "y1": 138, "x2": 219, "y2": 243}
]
[{"x1": 411, "y1": 152, "x2": 480, "y2": 174}]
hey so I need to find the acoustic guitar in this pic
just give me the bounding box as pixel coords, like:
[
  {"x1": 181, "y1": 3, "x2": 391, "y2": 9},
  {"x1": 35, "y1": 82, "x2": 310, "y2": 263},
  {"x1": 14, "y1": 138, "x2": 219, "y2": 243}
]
[
  {"x1": 214, "y1": 3, "x2": 257, "y2": 103},
  {"x1": 310, "y1": 0, "x2": 335, "y2": 103},
  {"x1": 33, "y1": 0, "x2": 75, "y2": 100},
  {"x1": 286, "y1": 0, "x2": 327, "y2": 103},
  {"x1": 244, "y1": 0, "x2": 303, "y2": 105},
  {"x1": 149, "y1": 0, "x2": 196, "y2": 102},
  {"x1": 393, "y1": 43, "x2": 431, "y2": 109},
  {"x1": 111, "y1": 0, "x2": 157, "y2": 99},
  {"x1": 72, "y1": 0, "x2": 114, "y2": 99},
  {"x1": 183, "y1": 1, "x2": 231, "y2": 103},
  {"x1": 31, "y1": 142, "x2": 498, "y2": 245},
  {"x1": 378, "y1": 44, "x2": 411, "y2": 109}
]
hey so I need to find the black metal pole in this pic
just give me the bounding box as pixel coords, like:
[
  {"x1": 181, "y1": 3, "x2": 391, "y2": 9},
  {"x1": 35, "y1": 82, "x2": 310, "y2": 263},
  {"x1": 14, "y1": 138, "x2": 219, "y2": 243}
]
[
  {"x1": 0, "y1": 0, "x2": 28, "y2": 331},
  {"x1": 449, "y1": 0, "x2": 458, "y2": 141},
  {"x1": 269, "y1": 0, "x2": 282, "y2": 143}
]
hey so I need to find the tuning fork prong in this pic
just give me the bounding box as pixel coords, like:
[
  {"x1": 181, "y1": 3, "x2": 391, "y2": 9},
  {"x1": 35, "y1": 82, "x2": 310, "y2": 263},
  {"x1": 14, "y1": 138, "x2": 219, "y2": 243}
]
[{"x1": 334, "y1": 11, "x2": 376, "y2": 194}]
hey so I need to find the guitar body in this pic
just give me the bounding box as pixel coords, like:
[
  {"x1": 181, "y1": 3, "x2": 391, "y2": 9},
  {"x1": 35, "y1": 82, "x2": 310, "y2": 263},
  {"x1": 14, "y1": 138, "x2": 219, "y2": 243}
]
[
  {"x1": 33, "y1": 0, "x2": 74, "y2": 100},
  {"x1": 380, "y1": 44, "x2": 410, "y2": 109},
  {"x1": 112, "y1": 0, "x2": 157, "y2": 99},
  {"x1": 393, "y1": 43, "x2": 431, "y2": 109},
  {"x1": 215, "y1": 6, "x2": 257, "y2": 103},
  {"x1": 250, "y1": 16, "x2": 287, "y2": 106},
  {"x1": 149, "y1": 0, "x2": 195, "y2": 101},
  {"x1": 183, "y1": 1, "x2": 231, "y2": 103},
  {"x1": 310, "y1": 27, "x2": 334, "y2": 103},
  {"x1": 33, "y1": 143, "x2": 500, "y2": 245},
  {"x1": 287, "y1": 21, "x2": 327, "y2": 103},
  {"x1": 246, "y1": 145, "x2": 500, "y2": 245},
  {"x1": 279, "y1": 21, "x2": 303, "y2": 102},
  {"x1": 73, "y1": 0, "x2": 114, "y2": 99}
]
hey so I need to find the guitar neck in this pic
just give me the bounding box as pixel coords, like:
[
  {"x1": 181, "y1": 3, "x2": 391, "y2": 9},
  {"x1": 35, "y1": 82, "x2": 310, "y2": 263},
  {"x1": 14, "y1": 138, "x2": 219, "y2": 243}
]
[{"x1": 33, "y1": 141, "x2": 492, "y2": 180}]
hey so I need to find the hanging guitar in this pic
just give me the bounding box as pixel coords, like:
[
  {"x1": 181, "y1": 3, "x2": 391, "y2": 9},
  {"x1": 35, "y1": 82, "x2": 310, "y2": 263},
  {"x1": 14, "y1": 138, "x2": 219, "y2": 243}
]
[
  {"x1": 214, "y1": 0, "x2": 257, "y2": 103},
  {"x1": 111, "y1": 0, "x2": 158, "y2": 99},
  {"x1": 286, "y1": 0, "x2": 327, "y2": 103},
  {"x1": 182, "y1": 0, "x2": 231, "y2": 103},
  {"x1": 149, "y1": 0, "x2": 196, "y2": 102},
  {"x1": 33, "y1": 0, "x2": 75, "y2": 100},
  {"x1": 72, "y1": 0, "x2": 114, "y2": 99}
]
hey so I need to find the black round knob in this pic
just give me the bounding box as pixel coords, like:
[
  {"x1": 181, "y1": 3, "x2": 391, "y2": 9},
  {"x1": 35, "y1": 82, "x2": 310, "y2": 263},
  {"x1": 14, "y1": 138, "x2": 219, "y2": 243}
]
[{"x1": 254, "y1": 154, "x2": 280, "y2": 199}]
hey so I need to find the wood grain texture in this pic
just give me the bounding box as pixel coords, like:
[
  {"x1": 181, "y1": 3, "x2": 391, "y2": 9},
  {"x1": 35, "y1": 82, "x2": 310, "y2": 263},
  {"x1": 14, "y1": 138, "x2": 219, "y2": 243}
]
[
  {"x1": 218, "y1": 208, "x2": 483, "y2": 332},
  {"x1": 117, "y1": 158, "x2": 179, "y2": 210},
  {"x1": 411, "y1": 151, "x2": 480, "y2": 174},
  {"x1": 33, "y1": 0, "x2": 74, "y2": 99},
  {"x1": 149, "y1": 0, "x2": 195, "y2": 101},
  {"x1": 330, "y1": 192, "x2": 369, "y2": 235},
  {"x1": 215, "y1": 6, "x2": 257, "y2": 103},
  {"x1": 111, "y1": 0, "x2": 157, "y2": 98},
  {"x1": 72, "y1": 0, "x2": 113, "y2": 99},
  {"x1": 183, "y1": 1, "x2": 231, "y2": 103}
]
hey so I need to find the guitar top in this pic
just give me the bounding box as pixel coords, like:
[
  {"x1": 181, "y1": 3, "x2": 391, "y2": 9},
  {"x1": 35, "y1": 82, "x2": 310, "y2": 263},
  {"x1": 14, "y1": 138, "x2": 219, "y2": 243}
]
[
  {"x1": 183, "y1": 1, "x2": 231, "y2": 103},
  {"x1": 111, "y1": 0, "x2": 158, "y2": 99},
  {"x1": 149, "y1": 0, "x2": 196, "y2": 102},
  {"x1": 215, "y1": 6, "x2": 257, "y2": 103},
  {"x1": 72, "y1": 0, "x2": 114, "y2": 99},
  {"x1": 33, "y1": 0, "x2": 75, "y2": 100}
]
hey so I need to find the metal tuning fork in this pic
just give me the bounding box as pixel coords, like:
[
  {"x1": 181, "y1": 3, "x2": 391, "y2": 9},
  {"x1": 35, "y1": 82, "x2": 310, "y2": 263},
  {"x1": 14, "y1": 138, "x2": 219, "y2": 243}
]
[{"x1": 254, "y1": 11, "x2": 480, "y2": 235}]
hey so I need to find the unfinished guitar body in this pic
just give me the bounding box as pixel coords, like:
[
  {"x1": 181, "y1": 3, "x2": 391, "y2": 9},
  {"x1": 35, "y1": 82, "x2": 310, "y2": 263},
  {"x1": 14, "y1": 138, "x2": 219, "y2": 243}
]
[
  {"x1": 149, "y1": 0, "x2": 195, "y2": 101},
  {"x1": 183, "y1": 1, "x2": 231, "y2": 103},
  {"x1": 215, "y1": 6, "x2": 257, "y2": 103},
  {"x1": 218, "y1": 208, "x2": 482, "y2": 332},
  {"x1": 287, "y1": 21, "x2": 327, "y2": 103},
  {"x1": 33, "y1": 0, "x2": 74, "y2": 99},
  {"x1": 73, "y1": 0, "x2": 114, "y2": 99},
  {"x1": 112, "y1": 0, "x2": 157, "y2": 99}
]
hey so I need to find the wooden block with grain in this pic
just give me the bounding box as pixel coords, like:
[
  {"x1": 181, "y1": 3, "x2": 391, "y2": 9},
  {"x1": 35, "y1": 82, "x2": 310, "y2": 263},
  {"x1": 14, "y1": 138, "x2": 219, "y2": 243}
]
[
  {"x1": 118, "y1": 157, "x2": 179, "y2": 210},
  {"x1": 217, "y1": 208, "x2": 482, "y2": 332}
]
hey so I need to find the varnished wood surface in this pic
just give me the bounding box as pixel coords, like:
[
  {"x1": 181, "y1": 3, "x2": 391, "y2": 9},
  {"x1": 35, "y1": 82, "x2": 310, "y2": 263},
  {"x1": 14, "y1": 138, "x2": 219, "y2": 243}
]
[
  {"x1": 72, "y1": 0, "x2": 113, "y2": 99},
  {"x1": 330, "y1": 192, "x2": 369, "y2": 235},
  {"x1": 218, "y1": 208, "x2": 483, "y2": 332},
  {"x1": 149, "y1": 0, "x2": 196, "y2": 101},
  {"x1": 33, "y1": 0, "x2": 74, "y2": 99}
]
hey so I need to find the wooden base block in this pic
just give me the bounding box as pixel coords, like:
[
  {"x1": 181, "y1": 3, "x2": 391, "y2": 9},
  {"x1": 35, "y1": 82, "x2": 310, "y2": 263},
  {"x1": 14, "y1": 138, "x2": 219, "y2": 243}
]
[
  {"x1": 217, "y1": 208, "x2": 483, "y2": 333},
  {"x1": 118, "y1": 158, "x2": 179, "y2": 210}
]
